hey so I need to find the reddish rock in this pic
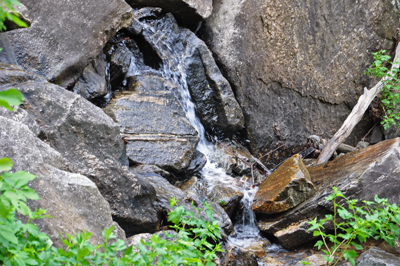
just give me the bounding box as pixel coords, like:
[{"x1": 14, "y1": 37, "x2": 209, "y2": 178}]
[{"x1": 252, "y1": 154, "x2": 315, "y2": 214}]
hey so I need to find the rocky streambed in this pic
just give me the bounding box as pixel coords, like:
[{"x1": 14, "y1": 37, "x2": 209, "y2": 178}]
[{"x1": 1, "y1": 0, "x2": 400, "y2": 265}]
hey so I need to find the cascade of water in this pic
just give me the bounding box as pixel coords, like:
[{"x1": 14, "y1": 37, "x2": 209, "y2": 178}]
[{"x1": 125, "y1": 16, "x2": 264, "y2": 246}]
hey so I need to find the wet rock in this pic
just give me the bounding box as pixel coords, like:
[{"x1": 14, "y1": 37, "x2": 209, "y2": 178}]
[
  {"x1": 131, "y1": 167, "x2": 233, "y2": 239},
  {"x1": 73, "y1": 52, "x2": 108, "y2": 100},
  {"x1": 184, "y1": 150, "x2": 207, "y2": 177},
  {"x1": 3, "y1": 0, "x2": 134, "y2": 87},
  {"x1": 257, "y1": 138, "x2": 400, "y2": 249},
  {"x1": 109, "y1": 45, "x2": 133, "y2": 88},
  {"x1": 210, "y1": 142, "x2": 261, "y2": 179},
  {"x1": 104, "y1": 75, "x2": 199, "y2": 173},
  {"x1": 0, "y1": 116, "x2": 122, "y2": 247},
  {"x1": 130, "y1": 10, "x2": 244, "y2": 138},
  {"x1": 336, "y1": 143, "x2": 356, "y2": 154},
  {"x1": 0, "y1": 64, "x2": 159, "y2": 236},
  {"x1": 222, "y1": 244, "x2": 258, "y2": 266},
  {"x1": 273, "y1": 220, "x2": 312, "y2": 250},
  {"x1": 252, "y1": 154, "x2": 316, "y2": 214},
  {"x1": 201, "y1": 0, "x2": 397, "y2": 161},
  {"x1": 206, "y1": 180, "x2": 243, "y2": 218},
  {"x1": 125, "y1": 0, "x2": 212, "y2": 28},
  {"x1": 357, "y1": 246, "x2": 400, "y2": 266}
]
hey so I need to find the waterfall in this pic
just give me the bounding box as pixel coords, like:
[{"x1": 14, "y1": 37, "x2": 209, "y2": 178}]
[{"x1": 121, "y1": 11, "x2": 266, "y2": 247}]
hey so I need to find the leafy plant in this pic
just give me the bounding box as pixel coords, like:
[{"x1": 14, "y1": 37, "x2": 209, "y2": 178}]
[
  {"x1": 0, "y1": 0, "x2": 27, "y2": 32},
  {"x1": 307, "y1": 187, "x2": 400, "y2": 266},
  {"x1": 365, "y1": 50, "x2": 400, "y2": 130},
  {"x1": 0, "y1": 156, "x2": 223, "y2": 265},
  {"x1": 0, "y1": 89, "x2": 24, "y2": 111}
]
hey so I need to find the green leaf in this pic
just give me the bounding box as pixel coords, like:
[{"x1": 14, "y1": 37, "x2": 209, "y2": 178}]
[
  {"x1": 0, "y1": 157, "x2": 13, "y2": 171},
  {"x1": 0, "y1": 88, "x2": 24, "y2": 110},
  {"x1": 0, "y1": 228, "x2": 19, "y2": 244},
  {"x1": 343, "y1": 250, "x2": 357, "y2": 266},
  {"x1": 103, "y1": 225, "x2": 114, "y2": 239}
]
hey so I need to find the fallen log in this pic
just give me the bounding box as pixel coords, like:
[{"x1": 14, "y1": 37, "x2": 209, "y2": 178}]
[{"x1": 316, "y1": 43, "x2": 400, "y2": 165}]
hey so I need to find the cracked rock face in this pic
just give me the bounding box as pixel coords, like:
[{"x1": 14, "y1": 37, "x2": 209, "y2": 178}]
[
  {"x1": 202, "y1": 0, "x2": 399, "y2": 163},
  {"x1": 104, "y1": 75, "x2": 199, "y2": 174}
]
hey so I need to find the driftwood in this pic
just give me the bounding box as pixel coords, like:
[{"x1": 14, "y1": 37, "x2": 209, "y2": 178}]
[{"x1": 316, "y1": 43, "x2": 400, "y2": 165}]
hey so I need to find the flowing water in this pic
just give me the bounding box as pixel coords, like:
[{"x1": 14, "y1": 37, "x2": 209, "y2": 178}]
[{"x1": 108, "y1": 11, "x2": 269, "y2": 250}]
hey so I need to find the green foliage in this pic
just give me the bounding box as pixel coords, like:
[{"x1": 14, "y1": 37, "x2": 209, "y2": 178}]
[
  {"x1": 307, "y1": 187, "x2": 400, "y2": 266},
  {"x1": 0, "y1": 159, "x2": 223, "y2": 266},
  {"x1": 0, "y1": 0, "x2": 28, "y2": 32},
  {"x1": 0, "y1": 89, "x2": 24, "y2": 111},
  {"x1": 365, "y1": 50, "x2": 400, "y2": 130}
]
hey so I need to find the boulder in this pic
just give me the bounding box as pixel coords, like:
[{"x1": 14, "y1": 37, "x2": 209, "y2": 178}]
[
  {"x1": 130, "y1": 166, "x2": 233, "y2": 239},
  {"x1": 104, "y1": 75, "x2": 199, "y2": 174},
  {"x1": 357, "y1": 246, "x2": 400, "y2": 266},
  {"x1": 3, "y1": 0, "x2": 134, "y2": 87},
  {"x1": 201, "y1": 0, "x2": 398, "y2": 161},
  {"x1": 222, "y1": 244, "x2": 259, "y2": 266},
  {"x1": 252, "y1": 154, "x2": 316, "y2": 214},
  {"x1": 125, "y1": 0, "x2": 212, "y2": 28},
  {"x1": 206, "y1": 180, "x2": 244, "y2": 218},
  {"x1": 73, "y1": 52, "x2": 108, "y2": 101},
  {"x1": 125, "y1": 9, "x2": 244, "y2": 138},
  {"x1": 256, "y1": 138, "x2": 400, "y2": 249},
  {"x1": 0, "y1": 116, "x2": 123, "y2": 247},
  {"x1": 0, "y1": 64, "x2": 159, "y2": 236}
]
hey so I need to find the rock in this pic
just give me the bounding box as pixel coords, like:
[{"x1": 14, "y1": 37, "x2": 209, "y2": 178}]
[
  {"x1": 378, "y1": 237, "x2": 400, "y2": 256},
  {"x1": 104, "y1": 75, "x2": 199, "y2": 174},
  {"x1": 0, "y1": 116, "x2": 122, "y2": 247},
  {"x1": 357, "y1": 246, "x2": 400, "y2": 266},
  {"x1": 294, "y1": 254, "x2": 326, "y2": 266},
  {"x1": 128, "y1": 9, "x2": 244, "y2": 138},
  {"x1": 3, "y1": 0, "x2": 134, "y2": 87},
  {"x1": 256, "y1": 138, "x2": 400, "y2": 249},
  {"x1": 273, "y1": 220, "x2": 312, "y2": 250},
  {"x1": 0, "y1": 64, "x2": 159, "y2": 236},
  {"x1": 127, "y1": 230, "x2": 176, "y2": 252},
  {"x1": 184, "y1": 151, "x2": 207, "y2": 177},
  {"x1": 206, "y1": 180, "x2": 243, "y2": 218},
  {"x1": 125, "y1": 0, "x2": 212, "y2": 28},
  {"x1": 131, "y1": 167, "x2": 233, "y2": 238},
  {"x1": 108, "y1": 45, "x2": 133, "y2": 88},
  {"x1": 4, "y1": 2, "x2": 31, "y2": 31},
  {"x1": 370, "y1": 126, "x2": 383, "y2": 144},
  {"x1": 356, "y1": 141, "x2": 370, "y2": 150},
  {"x1": 201, "y1": 0, "x2": 398, "y2": 162},
  {"x1": 73, "y1": 52, "x2": 108, "y2": 101},
  {"x1": 336, "y1": 143, "x2": 356, "y2": 154},
  {"x1": 222, "y1": 244, "x2": 258, "y2": 266},
  {"x1": 252, "y1": 154, "x2": 316, "y2": 214}
]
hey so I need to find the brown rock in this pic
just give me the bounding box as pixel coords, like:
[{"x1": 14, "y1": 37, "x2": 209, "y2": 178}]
[{"x1": 252, "y1": 154, "x2": 316, "y2": 214}]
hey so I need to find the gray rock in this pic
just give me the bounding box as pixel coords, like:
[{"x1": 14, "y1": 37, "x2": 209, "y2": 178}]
[
  {"x1": 129, "y1": 10, "x2": 244, "y2": 138},
  {"x1": 0, "y1": 116, "x2": 121, "y2": 247},
  {"x1": 131, "y1": 167, "x2": 233, "y2": 239},
  {"x1": 104, "y1": 75, "x2": 199, "y2": 173},
  {"x1": 0, "y1": 64, "x2": 159, "y2": 236},
  {"x1": 257, "y1": 138, "x2": 400, "y2": 249},
  {"x1": 357, "y1": 246, "x2": 400, "y2": 266},
  {"x1": 370, "y1": 126, "x2": 383, "y2": 144},
  {"x1": 73, "y1": 52, "x2": 108, "y2": 100},
  {"x1": 201, "y1": 0, "x2": 398, "y2": 161},
  {"x1": 3, "y1": 0, "x2": 134, "y2": 87},
  {"x1": 125, "y1": 0, "x2": 212, "y2": 28},
  {"x1": 294, "y1": 254, "x2": 326, "y2": 266},
  {"x1": 109, "y1": 45, "x2": 133, "y2": 88},
  {"x1": 206, "y1": 180, "x2": 243, "y2": 219}
]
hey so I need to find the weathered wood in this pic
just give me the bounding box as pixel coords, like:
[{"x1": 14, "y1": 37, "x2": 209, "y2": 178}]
[{"x1": 316, "y1": 44, "x2": 400, "y2": 165}]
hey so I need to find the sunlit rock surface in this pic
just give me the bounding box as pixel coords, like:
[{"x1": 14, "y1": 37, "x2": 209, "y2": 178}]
[
  {"x1": 256, "y1": 138, "x2": 400, "y2": 249},
  {"x1": 252, "y1": 154, "x2": 315, "y2": 214}
]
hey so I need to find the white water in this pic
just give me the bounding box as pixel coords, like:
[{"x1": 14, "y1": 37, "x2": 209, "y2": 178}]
[{"x1": 126, "y1": 18, "x2": 265, "y2": 247}]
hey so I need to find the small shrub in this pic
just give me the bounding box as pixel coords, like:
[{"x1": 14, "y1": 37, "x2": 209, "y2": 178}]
[{"x1": 307, "y1": 187, "x2": 400, "y2": 266}]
